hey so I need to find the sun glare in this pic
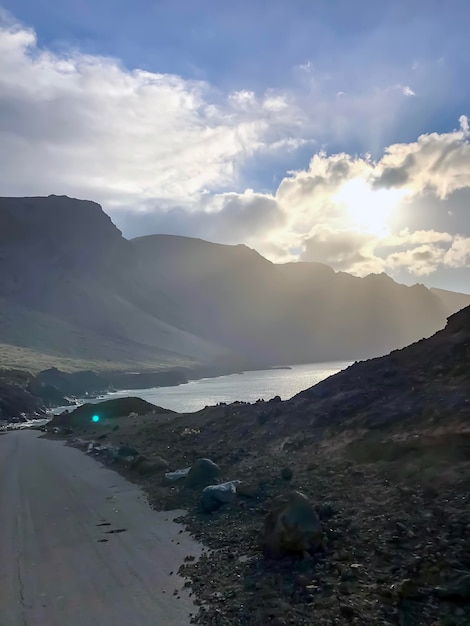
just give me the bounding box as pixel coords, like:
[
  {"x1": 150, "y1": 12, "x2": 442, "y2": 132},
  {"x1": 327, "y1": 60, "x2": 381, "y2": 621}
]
[{"x1": 334, "y1": 179, "x2": 405, "y2": 235}]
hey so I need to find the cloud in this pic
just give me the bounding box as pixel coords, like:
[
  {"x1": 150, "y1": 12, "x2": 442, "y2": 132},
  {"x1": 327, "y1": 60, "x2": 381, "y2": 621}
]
[
  {"x1": 0, "y1": 15, "x2": 307, "y2": 206},
  {"x1": 443, "y1": 236, "x2": 470, "y2": 268},
  {"x1": 385, "y1": 244, "x2": 447, "y2": 276},
  {"x1": 300, "y1": 229, "x2": 381, "y2": 273},
  {"x1": 0, "y1": 12, "x2": 469, "y2": 285},
  {"x1": 372, "y1": 116, "x2": 470, "y2": 198},
  {"x1": 117, "y1": 189, "x2": 285, "y2": 244},
  {"x1": 402, "y1": 85, "x2": 416, "y2": 97}
]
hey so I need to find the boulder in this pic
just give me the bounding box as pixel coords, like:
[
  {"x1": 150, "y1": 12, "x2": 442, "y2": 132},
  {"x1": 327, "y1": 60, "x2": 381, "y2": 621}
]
[
  {"x1": 184, "y1": 458, "x2": 220, "y2": 490},
  {"x1": 262, "y1": 491, "x2": 323, "y2": 559},
  {"x1": 201, "y1": 481, "x2": 241, "y2": 513},
  {"x1": 165, "y1": 467, "x2": 191, "y2": 481},
  {"x1": 280, "y1": 467, "x2": 293, "y2": 481}
]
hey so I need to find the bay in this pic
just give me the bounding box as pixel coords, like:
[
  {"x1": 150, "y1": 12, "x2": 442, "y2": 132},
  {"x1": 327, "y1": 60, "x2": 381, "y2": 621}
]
[{"x1": 92, "y1": 361, "x2": 351, "y2": 414}]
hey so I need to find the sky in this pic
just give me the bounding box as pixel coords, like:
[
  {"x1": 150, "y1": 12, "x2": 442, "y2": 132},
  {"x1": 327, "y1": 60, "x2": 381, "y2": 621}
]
[{"x1": 0, "y1": 0, "x2": 469, "y2": 292}]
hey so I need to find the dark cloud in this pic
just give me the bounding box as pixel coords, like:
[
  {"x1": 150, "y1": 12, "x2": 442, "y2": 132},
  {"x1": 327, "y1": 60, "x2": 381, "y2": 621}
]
[
  {"x1": 300, "y1": 230, "x2": 376, "y2": 270},
  {"x1": 112, "y1": 193, "x2": 284, "y2": 243},
  {"x1": 372, "y1": 155, "x2": 414, "y2": 188}
]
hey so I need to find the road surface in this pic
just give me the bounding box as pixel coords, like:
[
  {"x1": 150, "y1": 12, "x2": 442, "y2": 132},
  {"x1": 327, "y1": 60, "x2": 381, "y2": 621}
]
[{"x1": 0, "y1": 430, "x2": 202, "y2": 626}]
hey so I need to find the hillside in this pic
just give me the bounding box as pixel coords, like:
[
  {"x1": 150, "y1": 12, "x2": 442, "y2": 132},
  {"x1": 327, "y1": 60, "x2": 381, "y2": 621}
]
[
  {"x1": 0, "y1": 195, "x2": 467, "y2": 373},
  {"x1": 430, "y1": 287, "x2": 470, "y2": 316},
  {"x1": 0, "y1": 196, "x2": 227, "y2": 372},
  {"x1": 133, "y1": 233, "x2": 450, "y2": 363},
  {"x1": 58, "y1": 306, "x2": 470, "y2": 625}
]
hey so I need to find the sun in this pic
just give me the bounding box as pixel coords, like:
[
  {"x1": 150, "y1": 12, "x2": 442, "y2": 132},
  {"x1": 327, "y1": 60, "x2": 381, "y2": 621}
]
[{"x1": 333, "y1": 179, "x2": 405, "y2": 235}]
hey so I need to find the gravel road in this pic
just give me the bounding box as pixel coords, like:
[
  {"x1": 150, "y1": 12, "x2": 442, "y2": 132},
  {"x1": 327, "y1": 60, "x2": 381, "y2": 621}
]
[{"x1": 0, "y1": 430, "x2": 201, "y2": 626}]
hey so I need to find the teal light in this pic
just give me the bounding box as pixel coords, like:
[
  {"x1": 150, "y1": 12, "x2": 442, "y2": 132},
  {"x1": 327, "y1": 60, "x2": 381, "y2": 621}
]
[{"x1": 91, "y1": 415, "x2": 100, "y2": 423}]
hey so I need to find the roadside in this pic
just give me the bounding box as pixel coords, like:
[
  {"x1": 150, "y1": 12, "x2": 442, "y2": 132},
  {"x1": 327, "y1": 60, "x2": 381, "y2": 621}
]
[
  {"x1": 42, "y1": 306, "x2": 470, "y2": 624},
  {"x1": 52, "y1": 404, "x2": 470, "y2": 626},
  {"x1": 0, "y1": 430, "x2": 202, "y2": 626}
]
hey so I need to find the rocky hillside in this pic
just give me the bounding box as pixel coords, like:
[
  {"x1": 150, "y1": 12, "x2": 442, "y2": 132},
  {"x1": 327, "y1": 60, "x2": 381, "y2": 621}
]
[
  {"x1": 0, "y1": 196, "x2": 227, "y2": 372},
  {"x1": 430, "y1": 287, "x2": 470, "y2": 316},
  {"x1": 133, "y1": 234, "x2": 450, "y2": 363},
  {"x1": 55, "y1": 305, "x2": 470, "y2": 625},
  {"x1": 1, "y1": 195, "x2": 467, "y2": 372}
]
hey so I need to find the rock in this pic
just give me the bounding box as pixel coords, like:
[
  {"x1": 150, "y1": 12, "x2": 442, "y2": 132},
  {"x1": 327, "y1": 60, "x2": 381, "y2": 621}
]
[
  {"x1": 280, "y1": 467, "x2": 293, "y2": 481},
  {"x1": 165, "y1": 467, "x2": 191, "y2": 481},
  {"x1": 200, "y1": 481, "x2": 241, "y2": 513},
  {"x1": 390, "y1": 578, "x2": 422, "y2": 599},
  {"x1": 262, "y1": 491, "x2": 323, "y2": 559},
  {"x1": 132, "y1": 455, "x2": 169, "y2": 475},
  {"x1": 316, "y1": 502, "x2": 335, "y2": 521},
  {"x1": 184, "y1": 458, "x2": 220, "y2": 490},
  {"x1": 71, "y1": 437, "x2": 88, "y2": 450}
]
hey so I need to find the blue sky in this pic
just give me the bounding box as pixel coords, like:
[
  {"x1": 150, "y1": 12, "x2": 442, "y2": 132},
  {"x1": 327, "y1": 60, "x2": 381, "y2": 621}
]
[{"x1": 0, "y1": 1, "x2": 469, "y2": 290}]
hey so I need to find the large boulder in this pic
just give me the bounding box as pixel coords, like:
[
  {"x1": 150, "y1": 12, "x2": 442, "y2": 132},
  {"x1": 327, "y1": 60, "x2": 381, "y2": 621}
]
[
  {"x1": 262, "y1": 491, "x2": 323, "y2": 559},
  {"x1": 184, "y1": 458, "x2": 220, "y2": 490},
  {"x1": 200, "y1": 481, "x2": 241, "y2": 513}
]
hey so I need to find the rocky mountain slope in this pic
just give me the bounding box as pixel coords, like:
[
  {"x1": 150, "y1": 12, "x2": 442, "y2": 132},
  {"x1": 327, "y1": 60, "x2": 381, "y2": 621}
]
[
  {"x1": 1, "y1": 195, "x2": 467, "y2": 372},
  {"x1": 53, "y1": 305, "x2": 470, "y2": 625},
  {"x1": 134, "y1": 233, "x2": 455, "y2": 363},
  {"x1": 430, "y1": 287, "x2": 470, "y2": 316},
  {"x1": 0, "y1": 196, "x2": 227, "y2": 372}
]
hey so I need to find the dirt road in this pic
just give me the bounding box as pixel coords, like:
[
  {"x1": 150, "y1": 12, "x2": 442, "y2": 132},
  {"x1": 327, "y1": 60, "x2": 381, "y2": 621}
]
[{"x1": 0, "y1": 430, "x2": 201, "y2": 626}]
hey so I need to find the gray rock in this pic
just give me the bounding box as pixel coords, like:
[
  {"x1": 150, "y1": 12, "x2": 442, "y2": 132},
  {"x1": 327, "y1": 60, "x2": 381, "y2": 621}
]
[
  {"x1": 184, "y1": 458, "x2": 220, "y2": 490},
  {"x1": 201, "y1": 481, "x2": 241, "y2": 513},
  {"x1": 165, "y1": 467, "x2": 191, "y2": 481},
  {"x1": 262, "y1": 491, "x2": 323, "y2": 559}
]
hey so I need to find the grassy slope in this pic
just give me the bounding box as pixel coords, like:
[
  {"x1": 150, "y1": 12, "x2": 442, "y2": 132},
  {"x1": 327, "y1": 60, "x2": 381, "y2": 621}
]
[{"x1": 0, "y1": 299, "x2": 200, "y2": 373}]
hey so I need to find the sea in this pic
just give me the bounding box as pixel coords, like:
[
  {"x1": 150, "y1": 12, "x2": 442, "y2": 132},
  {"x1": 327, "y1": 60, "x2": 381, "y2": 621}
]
[{"x1": 54, "y1": 361, "x2": 351, "y2": 415}]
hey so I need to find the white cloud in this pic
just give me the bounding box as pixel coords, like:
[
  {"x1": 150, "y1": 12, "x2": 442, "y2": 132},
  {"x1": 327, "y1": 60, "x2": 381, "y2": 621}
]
[
  {"x1": 385, "y1": 244, "x2": 446, "y2": 276},
  {"x1": 443, "y1": 236, "x2": 470, "y2": 268},
  {"x1": 373, "y1": 115, "x2": 470, "y2": 198},
  {"x1": 0, "y1": 16, "x2": 306, "y2": 206},
  {"x1": 402, "y1": 85, "x2": 416, "y2": 96},
  {"x1": 1, "y1": 13, "x2": 470, "y2": 284}
]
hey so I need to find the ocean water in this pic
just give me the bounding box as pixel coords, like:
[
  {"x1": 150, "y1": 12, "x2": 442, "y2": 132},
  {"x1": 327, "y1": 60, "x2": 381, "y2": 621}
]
[{"x1": 92, "y1": 361, "x2": 352, "y2": 414}]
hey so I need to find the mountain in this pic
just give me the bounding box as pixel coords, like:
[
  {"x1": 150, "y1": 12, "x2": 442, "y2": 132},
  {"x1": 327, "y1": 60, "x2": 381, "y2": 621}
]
[
  {"x1": 0, "y1": 196, "x2": 226, "y2": 372},
  {"x1": 47, "y1": 305, "x2": 470, "y2": 625},
  {"x1": 132, "y1": 234, "x2": 450, "y2": 364},
  {"x1": 430, "y1": 287, "x2": 470, "y2": 316},
  {"x1": 0, "y1": 195, "x2": 467, "y2": 373}
]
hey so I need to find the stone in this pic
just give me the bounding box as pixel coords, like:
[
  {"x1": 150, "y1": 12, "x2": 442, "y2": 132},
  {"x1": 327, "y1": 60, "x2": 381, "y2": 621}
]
[
  {"x1": 262, "y1": 491, "x2": 323, "y2": 559},
  {"x1": 316, "y1": 502, "x2": 335, "y2": 521},
  {"x1": 165, "y1": 467, "x2": 191, "y2": 481},
  {"x1": 184, "y1": 458, "x2": 220, "y2": 490},
  {"x1": 200, "y1": 481, "x2": 241, "y2": 513},
  {"x1": 391, "y1": 578, "x2": 421, "y2": 599},
  {"x1": 280, "y1": 467, "x2": 293, "y2": 481}
]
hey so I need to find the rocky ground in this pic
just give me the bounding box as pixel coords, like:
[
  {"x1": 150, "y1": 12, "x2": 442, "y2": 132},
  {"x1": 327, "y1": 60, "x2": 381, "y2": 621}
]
[{"x1": 47, "y1": 307, "x2": 470, "y2": 625}]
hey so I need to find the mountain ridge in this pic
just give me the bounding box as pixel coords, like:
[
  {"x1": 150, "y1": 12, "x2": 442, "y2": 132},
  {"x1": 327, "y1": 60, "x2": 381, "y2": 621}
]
[{"x1": 0, "y1": 195, "x2": 468, "y2": 372}]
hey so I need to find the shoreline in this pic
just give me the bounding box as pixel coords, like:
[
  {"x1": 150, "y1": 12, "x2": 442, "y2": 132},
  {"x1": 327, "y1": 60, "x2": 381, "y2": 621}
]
[{"x1": 47, "y1": 360, "x2": 352, "y2": 417}]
